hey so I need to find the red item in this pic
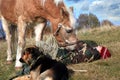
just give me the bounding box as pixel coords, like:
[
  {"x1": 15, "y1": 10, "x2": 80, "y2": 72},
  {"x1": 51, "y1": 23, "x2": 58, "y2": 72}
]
[{"x1": 96, "y1": 46, "x2": 111, "y2": 59}]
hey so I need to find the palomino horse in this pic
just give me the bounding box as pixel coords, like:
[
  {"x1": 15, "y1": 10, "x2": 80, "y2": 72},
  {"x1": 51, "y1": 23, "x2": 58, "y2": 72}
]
[{"x1": 0, "y1": 0, "x2": 78, "y2": 68}]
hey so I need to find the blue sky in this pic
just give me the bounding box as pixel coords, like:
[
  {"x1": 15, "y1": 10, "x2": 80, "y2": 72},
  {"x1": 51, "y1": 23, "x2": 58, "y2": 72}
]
[{"x1": 64, "y1": 0, "x2": 120, "y2": 26}]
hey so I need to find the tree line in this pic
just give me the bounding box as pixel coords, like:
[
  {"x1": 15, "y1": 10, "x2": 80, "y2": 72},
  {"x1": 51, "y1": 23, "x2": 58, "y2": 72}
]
[{"x1": 76, "y1": 13, "x2": 114, "y2": 30}]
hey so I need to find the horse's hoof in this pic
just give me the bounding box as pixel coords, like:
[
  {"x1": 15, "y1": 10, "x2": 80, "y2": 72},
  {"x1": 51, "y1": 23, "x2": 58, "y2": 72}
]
[
  {"x1": 6, "y1": 60, "x2": 13, "y2": 64},
  {"x1": 15, "y1": 67, "x2": 22, "y2": 71}
]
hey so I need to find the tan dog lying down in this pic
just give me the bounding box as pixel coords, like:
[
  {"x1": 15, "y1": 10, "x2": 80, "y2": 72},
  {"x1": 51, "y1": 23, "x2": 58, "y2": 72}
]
[{"x1": 12, "y1": 46, "x2": 68, "y2": 80}]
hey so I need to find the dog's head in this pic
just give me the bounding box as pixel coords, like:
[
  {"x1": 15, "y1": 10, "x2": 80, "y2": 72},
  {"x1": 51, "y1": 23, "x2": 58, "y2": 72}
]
[{"x1": 19, "y1": 46, "x2": 43, "y2": 65}]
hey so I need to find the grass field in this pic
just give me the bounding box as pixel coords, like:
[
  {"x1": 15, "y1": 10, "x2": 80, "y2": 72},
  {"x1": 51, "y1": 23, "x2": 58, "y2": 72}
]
[{"x1": 0, "y1": 26, "x2": 120, "y2": 80}]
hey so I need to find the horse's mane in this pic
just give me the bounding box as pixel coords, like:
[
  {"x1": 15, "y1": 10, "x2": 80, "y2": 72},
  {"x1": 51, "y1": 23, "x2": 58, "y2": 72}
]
[
  {"x1": 67, "y1": 7, "x2": 76, "y2": 29},
  {"x1": 54, "y1": 0, "x2": 63, "y2": 5},
  {"x1": 54, "y1": 0, "x2": 76, "y2": 29},
  {"x1": 41, "y1": 0, "x2": 63, "y2": 6},
  {"x1": 41, "y1": 0, "x2": 46, "y2": 6}
]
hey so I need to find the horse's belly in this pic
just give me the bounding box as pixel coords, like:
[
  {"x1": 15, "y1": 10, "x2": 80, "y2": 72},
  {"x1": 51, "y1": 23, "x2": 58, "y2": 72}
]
[{"x1": 0, "y1": 0, "x2": 17, "y2": 23}]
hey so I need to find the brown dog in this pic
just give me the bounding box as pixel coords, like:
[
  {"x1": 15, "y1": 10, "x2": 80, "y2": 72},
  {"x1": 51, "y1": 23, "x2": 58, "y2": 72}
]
[{"x1": 13, "y1": 46, "x2": 68, "y2": 80}]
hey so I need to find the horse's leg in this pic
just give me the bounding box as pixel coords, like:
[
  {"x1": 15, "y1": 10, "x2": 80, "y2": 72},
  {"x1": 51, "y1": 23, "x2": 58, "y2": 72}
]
[
  {"x1": 1, "y1": 16, "x2": 12, "y2": 64},
  {"x1": 15, "y1": 16, "x2": 27, "y2": 68},
  {"x1": 34, "y1": 22, "x2": 46, "y2": 46}
]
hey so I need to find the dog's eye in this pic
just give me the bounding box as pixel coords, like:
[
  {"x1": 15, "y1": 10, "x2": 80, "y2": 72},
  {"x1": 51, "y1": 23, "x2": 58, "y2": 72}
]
[{"x1": 26, "y1": 48, "x2": 31, "y2": 51}]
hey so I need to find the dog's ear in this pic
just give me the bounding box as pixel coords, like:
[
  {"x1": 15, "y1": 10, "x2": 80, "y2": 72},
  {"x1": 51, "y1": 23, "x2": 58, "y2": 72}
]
[
  {"x1": 35, "y1": 46, "x2": 39, "y2": 50},
  {"x1": 33, "y1": 45, "x2": 39, "y2": 50},
  {"x1": 25, "y1": 46, "x2": 39, "y2": 53}
]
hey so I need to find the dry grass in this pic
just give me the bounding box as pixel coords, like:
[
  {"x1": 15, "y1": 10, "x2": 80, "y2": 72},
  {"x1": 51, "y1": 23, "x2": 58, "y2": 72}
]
[{"x1": 0, "y1": 26, "x2": 120, "y2": 80}]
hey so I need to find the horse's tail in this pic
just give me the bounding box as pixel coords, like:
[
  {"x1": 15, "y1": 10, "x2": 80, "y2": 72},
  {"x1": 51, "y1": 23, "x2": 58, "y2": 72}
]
[{"x1": 10, "y1": 24, "x2": 18, "y2": 54}]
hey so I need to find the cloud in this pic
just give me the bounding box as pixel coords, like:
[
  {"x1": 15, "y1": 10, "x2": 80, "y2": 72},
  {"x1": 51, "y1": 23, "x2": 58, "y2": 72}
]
[
  {"x1": 65, "y1": 0, "x2": 89, "y2": 11},
  {"x1": 65, "y1": 0, "x2": 120, "y2": 25},
  {"x1": 65, "y1": 0, "x2": 89, "y2": 18},
  {"x1": 89, "y1": 0, "x2": 120, "y2": 22}
]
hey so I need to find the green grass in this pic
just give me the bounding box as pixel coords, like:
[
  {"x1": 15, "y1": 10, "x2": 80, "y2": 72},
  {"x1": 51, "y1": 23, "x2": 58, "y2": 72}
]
[{"x1": 0, "y1": 26, "x2": 120, "y2": 80}]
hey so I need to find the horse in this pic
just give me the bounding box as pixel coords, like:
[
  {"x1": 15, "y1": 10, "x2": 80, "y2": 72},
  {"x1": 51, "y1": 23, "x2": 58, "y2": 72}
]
[{"x1": 0, "y1": 0, "x2": 78, "y2": 69}]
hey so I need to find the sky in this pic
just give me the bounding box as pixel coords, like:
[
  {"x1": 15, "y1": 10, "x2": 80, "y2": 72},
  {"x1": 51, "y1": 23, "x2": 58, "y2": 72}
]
[{"x1": 64, "y1": 0, "x2": 120, "y2": 26}]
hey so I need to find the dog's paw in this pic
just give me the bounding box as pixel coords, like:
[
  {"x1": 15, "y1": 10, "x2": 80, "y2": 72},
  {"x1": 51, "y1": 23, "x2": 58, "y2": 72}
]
[{"x1": 12, "y1": 75, "x2": 31, "y2": 80}]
